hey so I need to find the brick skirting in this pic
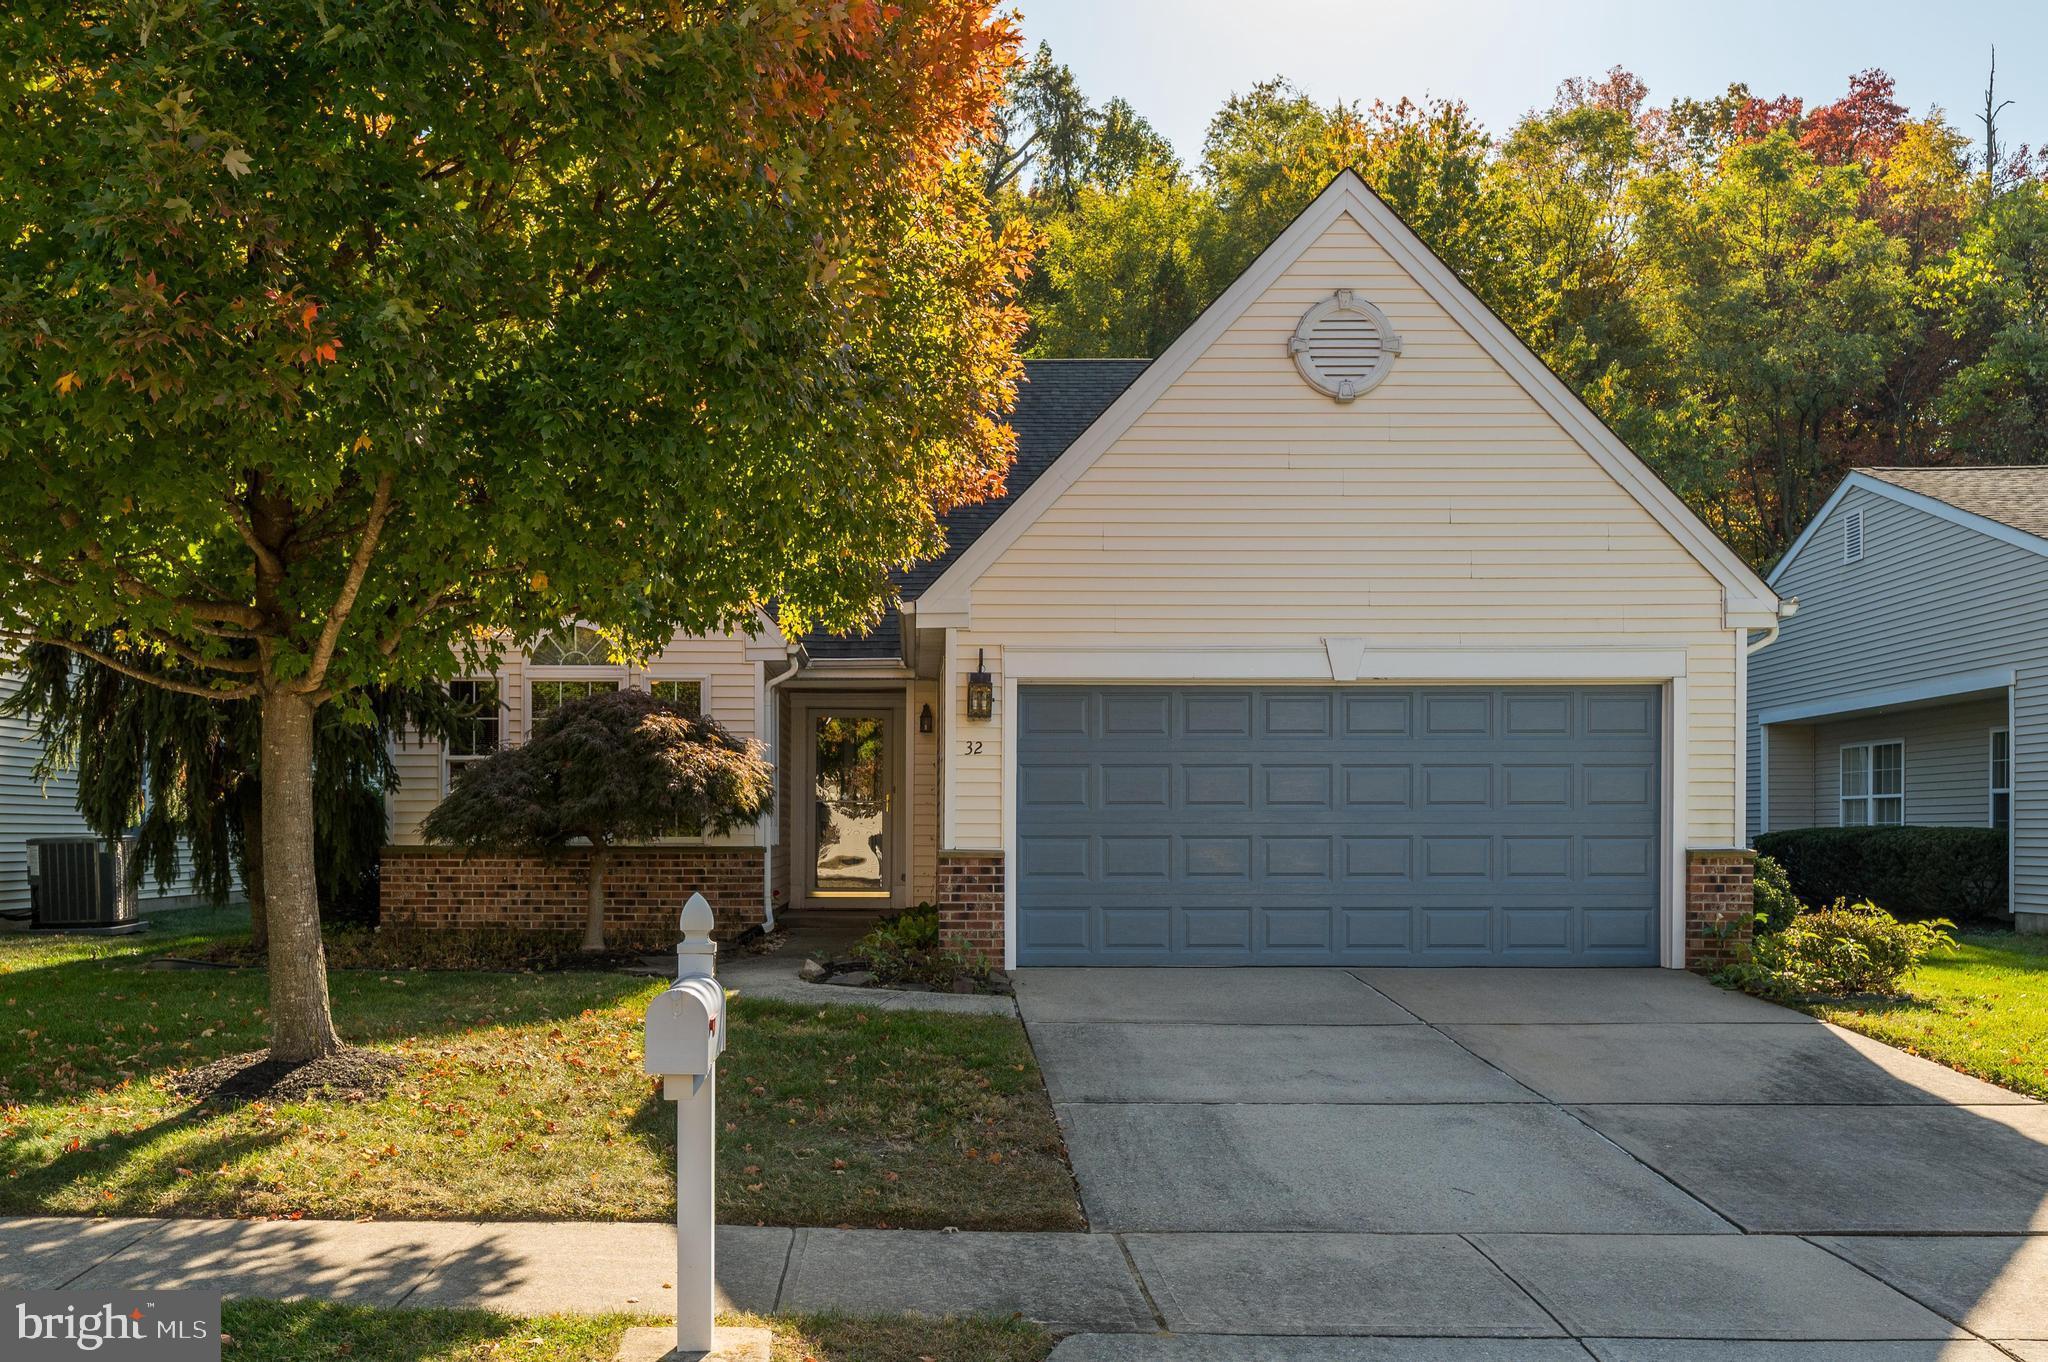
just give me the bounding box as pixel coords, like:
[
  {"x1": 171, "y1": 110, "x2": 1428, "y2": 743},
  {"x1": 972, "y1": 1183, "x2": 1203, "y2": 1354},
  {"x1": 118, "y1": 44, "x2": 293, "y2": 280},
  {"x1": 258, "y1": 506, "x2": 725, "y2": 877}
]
[
  {"x1": 1685, "y1": 848, "x2": 1756, "y2": 971},
  {"x1": 937, "y1": 852, "x2": 1004, "y2": 963},
  {"x1": 379, "y1": 845, "x2": 765, "y2": 943}
]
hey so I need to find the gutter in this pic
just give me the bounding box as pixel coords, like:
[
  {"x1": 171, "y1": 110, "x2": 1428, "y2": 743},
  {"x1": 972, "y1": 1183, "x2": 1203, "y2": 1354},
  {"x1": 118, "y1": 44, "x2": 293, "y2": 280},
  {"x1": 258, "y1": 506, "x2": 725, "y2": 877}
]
[{"x1": 1746, "y1": 595, "x2": 1799, "y2": 655}]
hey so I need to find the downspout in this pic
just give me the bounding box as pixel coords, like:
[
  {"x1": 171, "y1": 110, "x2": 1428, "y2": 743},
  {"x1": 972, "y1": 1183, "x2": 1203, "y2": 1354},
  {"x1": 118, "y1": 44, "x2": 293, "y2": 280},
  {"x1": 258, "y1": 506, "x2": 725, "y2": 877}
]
[
  {"x1": 758, "y1": 649, "x2": 802, "y2": 930},
  {"x1": 1746, "y1": 595, "x2": 1799, "y2": 655},
  {"x1": 1744, "y1": 596, "x2": 1798, "y2": 850}
]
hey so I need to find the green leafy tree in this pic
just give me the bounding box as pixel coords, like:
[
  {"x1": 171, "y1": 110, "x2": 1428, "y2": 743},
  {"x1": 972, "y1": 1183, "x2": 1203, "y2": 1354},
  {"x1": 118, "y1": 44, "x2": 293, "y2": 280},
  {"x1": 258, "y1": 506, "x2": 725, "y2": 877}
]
[
  {"x1": 0, "y1": 1, "x2": 1025, "y2": 1061},
  {"x1": 1494, "y1": 72, "x2": 1653, "y2": 391},
  {"x1": 973, "y1": 41, "x2": 1100, "y2": 206},
  {"x1": 1925, "y1": 180, "x2": 2048, "y2": 463},
  {"x1": 422, "y1": 689, "x2": 772, "y2": 952},
  {"x1": 1027, "y1": 172, "x2": 1214, "y2": 357},
  {"x1": 1625, "y1": 132, "x2": 1911, "y2": 562},
  {"x1": 1092, "y1": 98, "x2": 1180, "y2": 190}
]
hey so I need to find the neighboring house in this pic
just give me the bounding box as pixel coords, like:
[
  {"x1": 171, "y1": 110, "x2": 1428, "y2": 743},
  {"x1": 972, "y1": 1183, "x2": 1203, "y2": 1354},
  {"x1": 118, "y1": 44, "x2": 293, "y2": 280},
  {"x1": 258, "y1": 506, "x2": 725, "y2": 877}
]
[
  {"x1": 383, "y1": 170, "x2": 1781, "y2": 969},
  {"x1": 1747, "y1": 467, "x2": 2046, "y2": 931},
  {"x1": 0, "y1": 669, "x2": 219, "y2": 916}
]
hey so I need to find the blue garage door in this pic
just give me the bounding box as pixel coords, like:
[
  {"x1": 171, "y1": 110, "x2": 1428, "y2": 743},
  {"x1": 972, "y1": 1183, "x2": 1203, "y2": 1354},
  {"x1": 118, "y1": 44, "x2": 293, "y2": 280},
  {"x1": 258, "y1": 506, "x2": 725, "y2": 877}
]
[{"x1": 1015, "y1": 685, "x2": 1662, "y2": 966}]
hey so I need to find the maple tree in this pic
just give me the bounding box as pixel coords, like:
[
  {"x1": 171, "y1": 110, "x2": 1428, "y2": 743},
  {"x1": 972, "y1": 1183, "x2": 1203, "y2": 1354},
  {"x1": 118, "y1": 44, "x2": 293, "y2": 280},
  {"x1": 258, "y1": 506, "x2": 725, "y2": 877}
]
[{"x1": 0, "y1": 0, "x2": 1026, "y2": 1061}]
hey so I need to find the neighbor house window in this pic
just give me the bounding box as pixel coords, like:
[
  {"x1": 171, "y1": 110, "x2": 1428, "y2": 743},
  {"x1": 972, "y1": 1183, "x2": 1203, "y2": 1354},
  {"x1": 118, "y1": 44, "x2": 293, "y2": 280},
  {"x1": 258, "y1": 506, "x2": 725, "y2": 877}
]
[
  {"x1": 445, "y1": 679, "x2": 501, "y2": 786},
  {"x1": 649, "y1": 678, "x2": 703, "y2": 716},
  {"x1": 528, "y1": 624, "x2": 622, "y2": 722},
  {"x1": 1841, "y1": 740, "x2": 1903, "y2": 825},
  {"x1": 1991, "y1": 728, "x2": 2011, "y2": 831}
]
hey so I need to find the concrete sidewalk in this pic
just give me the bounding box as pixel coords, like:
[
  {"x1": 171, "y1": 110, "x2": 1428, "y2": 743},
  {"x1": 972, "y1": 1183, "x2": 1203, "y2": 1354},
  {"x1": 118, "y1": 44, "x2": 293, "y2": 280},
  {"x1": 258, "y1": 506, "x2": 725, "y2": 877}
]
[
  {"x1": 0, "y1": 1216, "x2": 1146, "y2": 1331},
  {"x1": 6, "y1": 1213, "x2": 2047, "y2": 1356}
]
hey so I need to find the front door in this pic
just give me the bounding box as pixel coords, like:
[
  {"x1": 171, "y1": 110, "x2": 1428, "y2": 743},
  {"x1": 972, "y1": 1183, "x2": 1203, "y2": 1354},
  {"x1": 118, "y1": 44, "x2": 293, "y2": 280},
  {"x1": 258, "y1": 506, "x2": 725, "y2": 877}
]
[{"x1": 805, "y1": 706, "x2": 897, "y2": 905}]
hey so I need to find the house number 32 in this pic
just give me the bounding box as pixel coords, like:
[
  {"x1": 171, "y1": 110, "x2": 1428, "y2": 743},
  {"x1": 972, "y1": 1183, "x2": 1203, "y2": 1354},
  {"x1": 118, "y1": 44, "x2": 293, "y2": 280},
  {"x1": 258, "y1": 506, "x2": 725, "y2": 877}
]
[{"x1": 961, "y1": 740, "x2": 984, "y2": 755}]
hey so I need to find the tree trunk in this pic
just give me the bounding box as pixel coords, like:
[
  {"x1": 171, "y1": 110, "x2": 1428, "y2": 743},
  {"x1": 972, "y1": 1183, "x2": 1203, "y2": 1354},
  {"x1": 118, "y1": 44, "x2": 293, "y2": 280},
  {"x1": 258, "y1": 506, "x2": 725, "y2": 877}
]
[
  {"x1": 583, "y1": 844, "x2": 609, "y2": 952},
  {"x1": 260, "y1": 689, "x2": 341, "y2": 1061}
]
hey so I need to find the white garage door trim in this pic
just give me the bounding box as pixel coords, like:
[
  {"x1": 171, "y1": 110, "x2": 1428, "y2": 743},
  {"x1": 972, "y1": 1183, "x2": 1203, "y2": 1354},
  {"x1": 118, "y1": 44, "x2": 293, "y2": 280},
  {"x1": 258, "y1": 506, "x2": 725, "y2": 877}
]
[{"x1": 996, "y1": 646, "x2": 1691, "y2": 971}]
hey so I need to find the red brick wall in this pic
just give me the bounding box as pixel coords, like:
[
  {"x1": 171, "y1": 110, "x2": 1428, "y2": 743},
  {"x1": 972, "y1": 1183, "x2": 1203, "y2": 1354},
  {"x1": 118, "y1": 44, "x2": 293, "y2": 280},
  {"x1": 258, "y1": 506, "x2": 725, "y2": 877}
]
[
  {"x1": 1686, "y1": 848, "x2": 1756, "y2": 971},
  {"x1": 937, "y1": 852, "x2": 1003, "y2": 963},
  {"x1": 380, "y1": 845, "x2": 765, "y2": 944}
]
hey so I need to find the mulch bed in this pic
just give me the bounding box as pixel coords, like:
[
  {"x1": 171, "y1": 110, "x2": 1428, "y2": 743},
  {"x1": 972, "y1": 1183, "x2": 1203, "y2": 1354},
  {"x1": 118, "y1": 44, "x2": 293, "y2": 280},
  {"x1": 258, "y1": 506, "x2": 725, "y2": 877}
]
[{"x1": 167, "y1": 1047, "x2": 408, "y2": 1105}]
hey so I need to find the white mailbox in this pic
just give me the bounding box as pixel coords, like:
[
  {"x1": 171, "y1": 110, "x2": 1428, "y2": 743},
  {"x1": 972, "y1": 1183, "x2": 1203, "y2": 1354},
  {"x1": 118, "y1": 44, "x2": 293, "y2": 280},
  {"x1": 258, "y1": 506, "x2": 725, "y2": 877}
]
[
  {"x1": 645, "y1": 973, "x2": 726, "y2": 1096},
  {"x1": 646, "y1": 892, "x2": 724, "y2": 1358}
]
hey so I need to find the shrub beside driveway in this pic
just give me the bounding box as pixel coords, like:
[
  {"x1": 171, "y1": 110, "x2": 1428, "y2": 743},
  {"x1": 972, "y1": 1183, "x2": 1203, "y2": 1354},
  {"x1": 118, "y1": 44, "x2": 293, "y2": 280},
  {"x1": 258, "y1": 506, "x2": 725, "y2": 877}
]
[
  {"x1": 0, "y1": 909, "x2": 1080, "y2": 1230},
  {"x1": 1800, "y1": 930, "x2": 2048, "y2": 1100}
]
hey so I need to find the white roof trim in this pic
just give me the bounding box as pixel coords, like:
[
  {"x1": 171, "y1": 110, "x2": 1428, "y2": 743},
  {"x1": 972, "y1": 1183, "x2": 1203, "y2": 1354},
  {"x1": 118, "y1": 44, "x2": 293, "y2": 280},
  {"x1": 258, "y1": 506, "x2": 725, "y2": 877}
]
[
  {"x1": 1768, "y1": 472, "x2": 2048, "y2": 586},
  {"x1": 916, "y1": 170, "x2": 1775, "y2": 627}
]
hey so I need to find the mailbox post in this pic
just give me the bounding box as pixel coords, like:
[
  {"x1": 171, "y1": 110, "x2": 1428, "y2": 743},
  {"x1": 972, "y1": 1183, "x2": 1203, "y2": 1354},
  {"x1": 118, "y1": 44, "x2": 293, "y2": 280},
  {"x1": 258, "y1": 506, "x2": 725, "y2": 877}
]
[{"x1": 644, "y1": 892, "x2": 727, "y2": 1357}]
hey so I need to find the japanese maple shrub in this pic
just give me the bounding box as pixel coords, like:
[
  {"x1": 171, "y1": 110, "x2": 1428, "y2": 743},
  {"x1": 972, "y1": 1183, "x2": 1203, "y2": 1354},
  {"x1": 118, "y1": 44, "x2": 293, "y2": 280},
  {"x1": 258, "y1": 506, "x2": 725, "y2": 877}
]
[{"x1": 422, "y1": 689, "x2": 772, "y2": 951}]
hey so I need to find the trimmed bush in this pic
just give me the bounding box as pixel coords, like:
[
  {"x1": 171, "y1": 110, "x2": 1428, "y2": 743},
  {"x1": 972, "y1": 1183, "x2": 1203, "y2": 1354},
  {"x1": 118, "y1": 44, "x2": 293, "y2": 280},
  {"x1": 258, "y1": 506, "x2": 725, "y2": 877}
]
[
  {"x1": 1719, "y1": 899, "x2": 1956, "y2": 998},
  {"x1": 1752, "y1": 854, "x2": 1802, "y2": 936},
  {"x1": 852, "y1": 904, "x2": 991, "y2": 988},
  {"x1": 1753, "y1": 825, "x2": 2007, "y2": 922}
]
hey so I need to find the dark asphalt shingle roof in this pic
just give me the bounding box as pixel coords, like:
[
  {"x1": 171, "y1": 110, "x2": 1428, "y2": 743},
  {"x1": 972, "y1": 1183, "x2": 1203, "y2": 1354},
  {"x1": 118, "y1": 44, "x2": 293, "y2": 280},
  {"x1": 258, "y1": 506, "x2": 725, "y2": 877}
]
[
  {"x1": 1863, "y1": 467, "x2": 2048, "y2": 543},
  {"x1": 803, "y1": 358, "x2": 1151, "y2": 660}
]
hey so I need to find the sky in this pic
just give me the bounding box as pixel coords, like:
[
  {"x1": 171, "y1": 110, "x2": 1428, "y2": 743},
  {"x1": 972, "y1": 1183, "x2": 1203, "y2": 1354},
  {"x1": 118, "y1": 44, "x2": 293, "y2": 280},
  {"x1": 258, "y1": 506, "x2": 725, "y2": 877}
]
[{"x1": 1011, "y1": 0, "x2": 2047, "y2": 167}]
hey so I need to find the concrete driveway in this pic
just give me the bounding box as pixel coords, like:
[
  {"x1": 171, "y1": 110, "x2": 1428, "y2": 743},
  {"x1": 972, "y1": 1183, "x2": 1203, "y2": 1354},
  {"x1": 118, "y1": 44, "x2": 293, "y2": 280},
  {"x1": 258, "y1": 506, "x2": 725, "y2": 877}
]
[{"x1": 1015, "y1": 966, "x2": 2048, "y2": 1359}]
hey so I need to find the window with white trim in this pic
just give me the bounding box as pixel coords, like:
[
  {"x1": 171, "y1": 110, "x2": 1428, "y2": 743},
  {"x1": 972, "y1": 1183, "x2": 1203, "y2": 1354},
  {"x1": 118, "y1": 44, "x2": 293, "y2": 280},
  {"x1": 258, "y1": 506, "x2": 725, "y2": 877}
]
[
  {"x1": 530, "y1": 677, "x2": 621, "y2": 720},
  {"x1": 648, "y1": 678, "x2": 703, "y2": 716},
  {"x1": 1842, "y1": 508, "x2": 1864, "y2": 563},
  {"x1": 1840, "y1": 740, "x2": 1903, "y2": 825},
  {"x1": 444, "y1": 679, "x2": 501, "y2": 787},
  {"x1": 528, "y1": 625, "x2": 622, "y2": 723},
  {"x1": 1991, "y1": 728, "x2": 2011, "y2": 831}
]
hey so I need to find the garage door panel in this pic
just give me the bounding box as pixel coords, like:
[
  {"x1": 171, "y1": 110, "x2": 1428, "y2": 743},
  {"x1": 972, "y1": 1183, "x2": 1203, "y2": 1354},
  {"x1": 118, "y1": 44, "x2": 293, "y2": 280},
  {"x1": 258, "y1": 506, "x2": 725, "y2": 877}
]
[
  {"x1": 1017, "y1": 685, "x2": 1661, "y2": 966},
  {"x1": 1343, "y1": 694, "x2": 1414, "y2": 735},
  {"x1": 1183, "y1": 764, "x2": 1253, "y2": 809}
]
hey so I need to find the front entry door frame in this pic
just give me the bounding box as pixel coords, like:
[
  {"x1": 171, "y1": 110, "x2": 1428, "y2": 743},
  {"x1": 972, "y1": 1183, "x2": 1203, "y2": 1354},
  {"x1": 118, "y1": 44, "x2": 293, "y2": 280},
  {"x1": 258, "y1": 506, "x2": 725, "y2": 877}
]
[{"x1": 790, "y1": 691, "x2": 909, "y2": 911}]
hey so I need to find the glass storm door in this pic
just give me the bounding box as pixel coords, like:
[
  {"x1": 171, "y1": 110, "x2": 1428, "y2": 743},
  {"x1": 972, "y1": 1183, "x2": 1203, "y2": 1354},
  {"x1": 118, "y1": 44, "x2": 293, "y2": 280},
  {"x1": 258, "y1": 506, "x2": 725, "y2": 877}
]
[{"x1": 810, "y1": 711, "x2": 891, "y2": 897}]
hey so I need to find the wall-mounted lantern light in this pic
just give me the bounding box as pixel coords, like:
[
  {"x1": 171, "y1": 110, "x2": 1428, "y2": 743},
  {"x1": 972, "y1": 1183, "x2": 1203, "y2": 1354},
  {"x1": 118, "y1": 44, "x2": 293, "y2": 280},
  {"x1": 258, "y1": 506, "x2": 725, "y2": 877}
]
[
  {"x1": 919, "y1": 703, "x2": 934, "y2": 734},
  {"x1": 966, "y1": 649, "x2": 994, "y2": 721}
]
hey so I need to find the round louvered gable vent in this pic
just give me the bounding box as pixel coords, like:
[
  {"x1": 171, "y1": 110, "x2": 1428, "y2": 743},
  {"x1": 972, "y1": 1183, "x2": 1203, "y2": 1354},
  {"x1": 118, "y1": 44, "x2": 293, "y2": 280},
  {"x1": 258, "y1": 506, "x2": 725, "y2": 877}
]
[{"x1": 1289, "y1": 289, "x2": 1402, "y2": 402}]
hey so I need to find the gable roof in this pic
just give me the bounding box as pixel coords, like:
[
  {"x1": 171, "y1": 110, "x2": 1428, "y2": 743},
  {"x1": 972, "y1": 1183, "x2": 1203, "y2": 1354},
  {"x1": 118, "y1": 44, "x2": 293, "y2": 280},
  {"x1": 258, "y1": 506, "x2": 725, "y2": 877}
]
[
  {"x1": 1769, "y1": 466, "x2": 2048, "y2": 586},
  {"x1": 802, "y1": 358, "x2": 1149, "y2": 660},
  {"x1": 910, "y1": 170, "x2": 1778, "y2": 630}
]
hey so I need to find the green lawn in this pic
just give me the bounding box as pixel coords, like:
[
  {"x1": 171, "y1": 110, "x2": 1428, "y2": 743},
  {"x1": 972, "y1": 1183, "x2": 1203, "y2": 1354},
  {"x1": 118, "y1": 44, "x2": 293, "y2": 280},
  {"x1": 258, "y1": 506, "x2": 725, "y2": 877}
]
[
  {"x1": 0, "y1": 909, "x2": 1080, "y2": 1230},
  {"x1": 1808, "y1": 930, "x2": 2048, "y2": 1100},
  {"x1": 221, "y1": 1302, "x2": 1052, "y2": 1362}
]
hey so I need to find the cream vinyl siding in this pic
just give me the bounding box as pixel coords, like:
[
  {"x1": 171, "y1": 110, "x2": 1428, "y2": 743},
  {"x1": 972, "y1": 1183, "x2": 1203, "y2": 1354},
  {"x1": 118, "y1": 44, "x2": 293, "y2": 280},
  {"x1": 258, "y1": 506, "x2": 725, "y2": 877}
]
[
  {"x1": 387, "y1": 631, "x2": 764, "y2": 846},
  {"x1": 945, "y1": 214, "x2": 1741, "y2": 850},
  {"x1": 945, "y1": 637, "x2": 1005, "y2": 851}
]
